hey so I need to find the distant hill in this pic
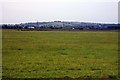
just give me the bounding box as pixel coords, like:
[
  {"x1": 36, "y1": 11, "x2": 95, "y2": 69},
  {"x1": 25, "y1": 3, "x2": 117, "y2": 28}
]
[{"x1": 1, "y1": 21, "x2": 120, "y2": 30}]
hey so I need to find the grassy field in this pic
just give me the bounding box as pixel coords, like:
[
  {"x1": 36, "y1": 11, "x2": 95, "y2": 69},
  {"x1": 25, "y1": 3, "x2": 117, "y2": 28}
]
[{"x1": 2, "y1": 30, "x2": 118, "y2": 78}]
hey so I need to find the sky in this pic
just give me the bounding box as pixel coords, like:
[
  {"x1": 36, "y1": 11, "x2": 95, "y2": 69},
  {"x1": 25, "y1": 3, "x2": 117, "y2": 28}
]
[{"x1": 0, "y1": 0, "x2": 119, "y2": 24}]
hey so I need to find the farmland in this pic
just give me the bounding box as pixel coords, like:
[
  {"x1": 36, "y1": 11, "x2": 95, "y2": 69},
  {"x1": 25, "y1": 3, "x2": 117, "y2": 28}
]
[{"x1": 2, "y1": 30, "x2": 118, "y2": 78}]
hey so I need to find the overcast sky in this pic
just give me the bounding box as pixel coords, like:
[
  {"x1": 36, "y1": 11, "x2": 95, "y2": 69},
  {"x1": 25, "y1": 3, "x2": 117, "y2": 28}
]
[{"x1": 0, "y1": 0, "x2": 119, "y2": 24}]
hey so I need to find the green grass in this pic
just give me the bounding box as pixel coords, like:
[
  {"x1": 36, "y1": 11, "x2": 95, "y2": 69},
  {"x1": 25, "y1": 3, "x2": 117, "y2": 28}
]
[{"x1": 2, "y1": 30, "x2": 118, "y2": 78}]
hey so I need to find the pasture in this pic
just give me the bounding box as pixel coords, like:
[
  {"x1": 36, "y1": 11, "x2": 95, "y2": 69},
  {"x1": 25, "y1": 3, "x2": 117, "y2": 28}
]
[{"x1": 2, "y1": 30, "x2": 118, "y2": 78}]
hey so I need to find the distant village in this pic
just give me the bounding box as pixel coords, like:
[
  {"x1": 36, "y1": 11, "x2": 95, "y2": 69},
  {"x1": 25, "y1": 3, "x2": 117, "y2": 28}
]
[{"x1": 1, "y1": 21, "x2": 120, "y2": 30}]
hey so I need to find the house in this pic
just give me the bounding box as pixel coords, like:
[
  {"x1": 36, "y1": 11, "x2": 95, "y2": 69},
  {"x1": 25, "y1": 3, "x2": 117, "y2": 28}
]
[{"x1": 28, "y1": 26, "x2": 35, "y2": 29}]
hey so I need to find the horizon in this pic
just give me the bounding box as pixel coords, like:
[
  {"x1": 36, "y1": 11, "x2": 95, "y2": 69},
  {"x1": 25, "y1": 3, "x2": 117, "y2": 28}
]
[{"x1": 1, "y1": 20, "x2": 119, "y2": 25}]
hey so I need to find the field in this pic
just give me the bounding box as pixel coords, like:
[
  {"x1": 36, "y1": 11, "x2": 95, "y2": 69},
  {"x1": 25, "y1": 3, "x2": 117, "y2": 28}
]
[{"x1": 2, "y1": 30, "x2": 118, "y2": 78}]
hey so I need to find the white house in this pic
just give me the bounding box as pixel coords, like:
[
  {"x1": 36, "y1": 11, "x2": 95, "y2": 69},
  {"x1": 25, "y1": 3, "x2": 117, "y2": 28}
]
[{"x1": 28, "y1": 26, "x2": 35, "y2": 29}]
